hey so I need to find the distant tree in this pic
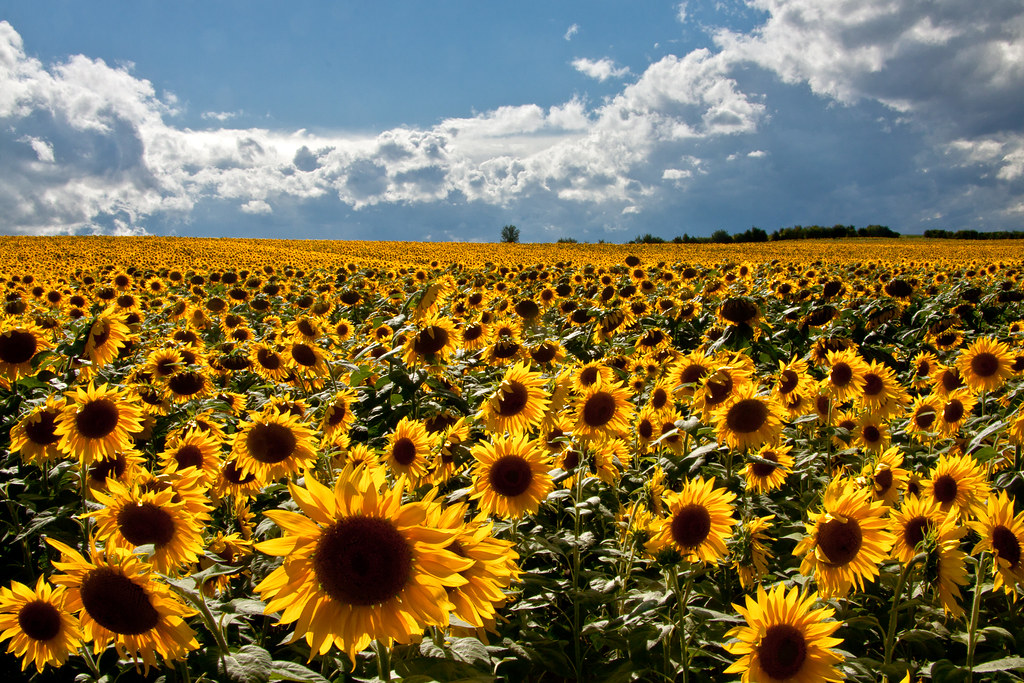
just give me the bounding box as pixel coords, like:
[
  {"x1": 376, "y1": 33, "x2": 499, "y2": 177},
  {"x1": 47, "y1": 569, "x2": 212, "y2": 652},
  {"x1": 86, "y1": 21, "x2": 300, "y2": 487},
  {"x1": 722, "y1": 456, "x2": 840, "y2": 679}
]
[
  {"x1": 500, "y1": 225, "x2": 520, "y2": 243},
  {"x1": 628, "y1": 233, "x2": 666, "y2": 244},
  {"x1": 710, "y1": 229, "x2": 732, "y2": 243},
  {"x1": 556, "y1": 237, "x2": 579, "y2": 243}
]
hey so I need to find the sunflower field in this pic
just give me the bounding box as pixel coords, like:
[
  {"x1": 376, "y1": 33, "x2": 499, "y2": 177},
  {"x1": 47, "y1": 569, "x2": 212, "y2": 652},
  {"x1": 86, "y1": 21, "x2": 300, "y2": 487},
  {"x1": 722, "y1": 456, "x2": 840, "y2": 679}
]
[{"x1": 2, "y1": 235, "x2": 1024, "y2": 683}]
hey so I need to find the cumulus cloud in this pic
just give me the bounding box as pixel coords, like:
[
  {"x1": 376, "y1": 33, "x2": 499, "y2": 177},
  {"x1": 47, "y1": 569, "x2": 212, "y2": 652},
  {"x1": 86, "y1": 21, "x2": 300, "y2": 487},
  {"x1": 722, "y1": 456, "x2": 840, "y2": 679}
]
[{"x1": 572, "y1": 57, "x2": 631, "y2": 82}]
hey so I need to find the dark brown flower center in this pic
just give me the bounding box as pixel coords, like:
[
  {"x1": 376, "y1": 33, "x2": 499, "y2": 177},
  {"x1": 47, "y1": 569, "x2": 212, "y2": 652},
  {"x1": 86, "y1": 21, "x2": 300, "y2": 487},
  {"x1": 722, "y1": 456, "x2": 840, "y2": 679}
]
[
  {"x1": 245, "y1": 423, "x2": 297, "y2": 464},
  {"x1": 392, "y1": 437, "x2": 417, "y2": 466},
  {"x1": 750, "y1": 451, "x2": 779, "y2": 479},
  {"x1": 903, "y1": 516, "x2": 931, "y2": 550},
  {"x1": 830, "y1": 362, "x2": 853, "y2": 387},
  {"x1": 75, "y1": 398, "x2": 120, "y2": 440},
  {"x1": 725, "y1": 398, "x2": 769, "y2": 434},
  {"x1": 314, "y1": 517, "x2": 413, "y2": 606},
  {"x1": 941, "y1": 369, "x2": 962, "y2": 392},
  {"x1": 637, "y1": 419, "x2": 655, "y2": 440},
  {"x1": 173, "y1": 444, "x2": 204, "y2": 470},
  {"x1": 117, "y1": 502, "x2": 176, "y2": 547},
  {"x1": 992, "y1": 525, "x2": 1021, "y2": 568},
  {"x1": 168, "y1": 371, "x2": 205, "y2": 397},
  {"x1": 412, "y1": 325, "x2": 449, "y2": 356},
  {"x1": 488, "y1": 455, "x2": 534, "y2": 497},
  {"x1": 80, "y1": 567, "x2": 160, "y2": 635},
  {"x1": 863, "y1": 373, "x2": 884, "y2": 397},
  {"x1": 515, "y1": 299, "x2": 540, "y2": 320},
  {"x1": 18, "y1": 599, "x2": 62, "y2": 641},
  {"x1": 932, "y1": 474, "x2": 958, "y2": 504},
  {"x1": 757, "y1": 623, "x2": 808, "y2": 680},
  {"x1": 25, "y1": 409, "x2": 60, "y2": 445},
  {"x1": 818, "y1": 517, "x2": 862, "y2": 566},
  {"x1": 222, "y1": 460, "x2": 256, "y2": 485},
  {"x1": 970, "y1": 352, "x2": 999, "y2": 379},
  {"x1": 257, "y1": 347, "x2": 282, "y2": 370},
  {"x1": 861, "y1": 425, "x2": 882, "y2": 444},
  {"x1": 579, "y1": 366, "x2": 600, "y2": 387},
  {"x1": 496, "y1": 381, "x2": 529, "y2": 417},
  {"x1": 562, "y1": 449, "x2": 580, "y2": 471},
  {"x1": 670, "y1": 503, "x2": 712, "y2": 548},
  {"x1": 704, "y1": 375, "x2": 733, "y2": 407},
  {"x1": 778, "y1": 370, "x2": 799, "y2": 395},
  {"x1": 719, "y1": 298, "x2": 759, "y2": 324},
  {"x1": 291, "y1": 343, "x2": 318, "y2": 367},
  {"x1": 530, "y1": 342, "x2": 558, "y2": 363},
  {"x1": 914, "y1": 406, "x2": 936, "y2": 430},
  {"x1": 0, "y1": 329, "x2": 38, "y2": 364},
  {"x1": 582, "y1": 391, "x2": 617, "y2": 428},
  {"x1": 943, "y1": 399, "x2": 964, "y2": 424},
  {"x1": 874, "y1": 468, "x2": 894, "y2": 493}
]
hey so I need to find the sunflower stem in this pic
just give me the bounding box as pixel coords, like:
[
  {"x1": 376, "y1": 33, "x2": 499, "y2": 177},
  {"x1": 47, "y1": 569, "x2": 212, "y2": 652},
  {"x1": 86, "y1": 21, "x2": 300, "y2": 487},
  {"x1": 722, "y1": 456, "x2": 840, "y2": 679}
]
[
  {"x1": 966, "y1": 552, "x2": 987, "y2": 682},
  {"x1": 373, "y1": 639, "x2": 392, "y2": 682},
  {"x1": 884, "y1": 552, "x2": 925, "y2": 670},
  {"x1": 667, "y1": 564, "x2": 694, "y2": 683},
  {"x1": 78, "y1": 644, "x2": 102, "y2": 680},
  {"x1": 571, "y1": 469, "x2": 585, "y2": 682}
]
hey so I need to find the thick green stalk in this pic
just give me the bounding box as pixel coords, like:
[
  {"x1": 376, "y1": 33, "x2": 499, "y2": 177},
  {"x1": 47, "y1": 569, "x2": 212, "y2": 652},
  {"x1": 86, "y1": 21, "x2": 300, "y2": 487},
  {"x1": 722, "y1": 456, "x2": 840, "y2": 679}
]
[
  {"x1": 967, "y1": 552, "x2": 987, "y2": 682},
  {"x1": 884, "y1": 553, "x2": 925, "y2": 670}
]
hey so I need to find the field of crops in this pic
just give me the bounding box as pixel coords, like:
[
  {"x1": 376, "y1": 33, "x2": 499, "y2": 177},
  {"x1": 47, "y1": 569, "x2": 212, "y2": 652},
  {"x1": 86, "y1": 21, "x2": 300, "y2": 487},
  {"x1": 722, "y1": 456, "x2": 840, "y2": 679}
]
[{"x1": 1, "y1": 236, "x2": 1023, "y2": 682}]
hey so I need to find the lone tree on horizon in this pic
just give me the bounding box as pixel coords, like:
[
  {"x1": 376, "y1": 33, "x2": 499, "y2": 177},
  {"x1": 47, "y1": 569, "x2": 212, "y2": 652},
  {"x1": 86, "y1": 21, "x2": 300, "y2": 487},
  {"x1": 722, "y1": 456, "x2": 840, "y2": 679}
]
[{"x1": 500, "y1": 225, "x2": 520, "y2": 243}]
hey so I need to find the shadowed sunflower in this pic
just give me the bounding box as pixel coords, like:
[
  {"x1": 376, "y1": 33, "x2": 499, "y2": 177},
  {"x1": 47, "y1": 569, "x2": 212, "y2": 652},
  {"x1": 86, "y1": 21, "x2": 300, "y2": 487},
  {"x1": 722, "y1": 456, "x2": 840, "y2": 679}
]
[
  {"x1": 48, "y1": 539, "x2": 198, "y2": 672},
  {"x1": 958, "y1": 337, "x2": 1014, "y2": 394},
  {"x1": 905, "y1": 395, "x2": 942, "y2": 442},
  {"x1": 320, "y1": 388, "x2": 358, "y2": 445},
  {"x1": 860, "y1": 446, "x2": 907, "y2": 506},
  {"x1": 479, "y1": 361, "x2": 550, "y2": 435},
  {"x1": 8, "y1": 396, "x2": 66, "y2": 465},
  {"x1": 283, "y1": 337, "x2": 331, "y2": 386},
  {"x1": 857, "y1": 360, "x2": 908, "y2": 419},
  {"x1": 645, "y1": 476, "x2": 736, "y2": 565},
  {"x1": 743, "y1": 443, "x2": 794, "y2": 493},
  {"x1": 0, "y1": 576, "x2": 82, "y2": 673},
  {"x1": 435, "y1": 502, "x2": 520, "y2": 629},
  {"x1": 910, "y1": 351, "x2": 940, "y2": 390},
  {"x1": 231, "y1": 410, "x2": 318, "y2": 482},
  {"x1": 249, "y1": 343, "x2": 290, "y2": 381},
  {"x1": 937, "y1": 389, "x2": 976, "y2": 437},
  {"x1": 82, "y1": 312, "x2": 131, "y2": 371},
  {"x1": 731, "y1": 515, "x2": 775, "y2": 591},
  {"x1": 572, "y1": 381, "x2": 635, "y2": 441},
  {"x1": 694, "y1": 365, "x2": 754, "y2": 422},
  {"x1": 255, "y1": 466, "x2": 472, "y2": 662},
  {"x1": 0, "y1": 320, "x2": 51, "y2": 388},
  {"x1": 402, "y1": 315, "x2": 460, "y2": 368},
  {"x1": 668, "y1": 351, "x2": 715, "y2": 401},
  {"x1": 795, "y1": 478, "x2": 894, "y2": 598},
  {"x1": 384, "y1": 417, "x2": 434, "y2": 482},
  {"x1": 772, "y1": 357, "x2": 813, "y2": 406},
  {"x1": 971, "y1": 491, "x2": 1024, "y2": 598},
  {"x1": 724, "y1": 583, "x2": 844, "y2": 683},
  {"x1": 923, "y1": 452, "x2": 990, "y2": 518},
  {"x1": 712, "y1": 384, "x2": 785, "y2": 452},
  {"x1": 55, "y1": 383, "x2": 144, "y2": 464},
  {"x1": 470, "y1": 433, "x2": 554, "y2": 519},
  {"x1": 164, "y1": 366, "x2": 214, "y2": 404}
]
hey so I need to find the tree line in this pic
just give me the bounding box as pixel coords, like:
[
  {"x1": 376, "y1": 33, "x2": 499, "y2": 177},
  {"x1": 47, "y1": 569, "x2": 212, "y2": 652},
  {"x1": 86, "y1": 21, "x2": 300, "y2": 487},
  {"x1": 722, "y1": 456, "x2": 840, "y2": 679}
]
[{"x1": 628, "y1": 224, "x2": 899, "y2": 244}]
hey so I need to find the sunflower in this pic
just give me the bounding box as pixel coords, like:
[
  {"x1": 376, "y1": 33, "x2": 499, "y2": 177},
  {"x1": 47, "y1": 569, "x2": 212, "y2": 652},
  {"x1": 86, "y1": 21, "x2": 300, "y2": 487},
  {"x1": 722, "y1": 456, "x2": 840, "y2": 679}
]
[
  {"x1": 213, "y1": 459, "x2": 264, "y2": 500},
  {"x1": 8, "y1": 395, "x2": 66, "y2": 465},
  {"x1": 852, "y1": 413, "x2": 890, "y2": 452},
  {"x1": 48, "y1": 539, "x2": 198, "y2": 672},
  {"x1": 435, "y1": 503, "x2": 520, "y2": 628},
  {"x1": 403, "y1": 315, "x2": 461, "y2": 368},
  {"x1": 724, "y1": 583, "x2": 844, "y2": 683},
  {"x1": 164, "y1": 367, "x2": 214, "y2": 404},
  {"x1": 930, "y1": 364, "x2": 964, "y2": 398},
  {"x1": 572, "y1": 361, "x2": 615, "y2": 393},
  {"x1": 82, "y1": 312, "x2": 131, "y2": 370},
  {"x1": 528, "y1": 339, "x2": 565, "y2": 366},
  {"x1": 645, "y1": 476, "x2": 736, "y2": 565},
  {"x1": 821, "y1": 349, "x2": 868, "y2": 403},
  {"x1": 890, "y1": 494, "x2": 945, "y2": 564},
  {"x1": 857, "y1": 360, "x2": 908, "y2": 419},
  {"x1": 860, "y1": 446, "x2": 907, "y2": 506},
  {"x1": 712, "y1": 384, "x2": 785, "y2": 452},
  {"x1": 919, "y1": 510, "x2": 970, "y2": 618},
  {"x1": 772, "y1": 357, "x2": 813, "y2": 406},
  {"x1": 320, "y1": 388, "x2": 359, "y2": 444},
  {"x1": 831, "y1": 410, "x2": 858, "y2": 452},
  {"x1": 55, "y1": 383, "x2": 144, "y2": 464},
  {"x1": 88, "y1": 474, "x2": 208, "y2": 574},
  {"x1": 158, "y1": 428, "x2": 223, "y2": 484},
  {"x1": 566, "y1": 380, "x2": 632, "y2": 441},
  {"x1": 669, "y1": 351, "x2": 715, "y2": 401},
  {"x1": 0, "y1": 576, "x2": 82, "y2": 673},
  {"x1": 284, "y1": 337, "x2": 331, "y2": 384},
  {"x1": 0, "y1": 320, "x2": 51, "y2": 387},
  {"x1": 384, "y1": 417, "x2": 434, "y2": 482},
  {"x1": 694, "y1": 365, "x2": 754, "y2": 422},
  {"x1": 795, "y1": 478, "x2": 894, "y2": 598},
  {"x1": 909, "y1": 351, "x2": 940, "y2": 390},
  {"x1": 731, "y1": 515, "x2": 776, "y2": 590},
  {"x1": 743, "y1": 443, "x2": 794, "y2": 494},
  {"x1": 249, "y1": 343, "x2": 290, "y2": 381},
  {"x1": 971, "y1": 490, "x2": 1024, "y2": 598},
  {"x1": 231, "y1": 410, "x2": 319, "y2": 482},
  {"x1": 254, "y1": 466, "x2": 472, "y2": 662},
  {"x1": 645, "y1": 379, "x2": 676, "y2": 416},
  {"x1": 479, "y1": 361, "x2": 550, "y2": 435},
  {"x1": 905, "y1": 395, "x2": 942, "y2": 442},
  {"x1": 937, "y1": 390, "x2": 977, "y2": 437},
  {"x1": 470, "y1": 433, "x2": 554, "y2": 519},
  {"x1": 957, "y1": 337, "x2": 1016, "y2": 393},
  {"x1": 431, "y1": 417, "x2": 472, "y2": 484}
]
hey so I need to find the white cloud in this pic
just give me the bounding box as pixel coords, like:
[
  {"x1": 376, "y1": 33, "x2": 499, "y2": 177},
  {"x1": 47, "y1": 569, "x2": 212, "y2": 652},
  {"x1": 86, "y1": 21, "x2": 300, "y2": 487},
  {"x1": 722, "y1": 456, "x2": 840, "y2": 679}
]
[
  {"x1": 564, "y1": 23, "x2": 579, "y2": 41},
  {"x1": 676, "y1": 2, "x2": 688, "y2": 24},
  {"x1": 240, "y1": 199, "x2": 272, "y2": 214},
  {"x1": 201, "y1": 110, "x2": 240, "y2": 122},
  {"x1": 20, "y1": 136, "x2": 55, "y2": 162},
  {"x1": 747, "y1": 149, "x2": 767, "y2": 158},
  {"x1": 572, "y1": 57, "x2": 631, "y2": 82}
]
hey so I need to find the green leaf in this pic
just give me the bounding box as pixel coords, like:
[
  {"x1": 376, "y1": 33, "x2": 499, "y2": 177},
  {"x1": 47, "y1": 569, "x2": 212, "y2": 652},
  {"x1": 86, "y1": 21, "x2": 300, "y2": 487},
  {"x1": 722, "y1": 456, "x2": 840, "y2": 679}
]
[
  {"x1": 268, "y1": 660, "x2": 329, "y2": 683},
  {"x1": 972, "y1": 657, "x2": 1024, "y2": 673},
  {"x1": 449, "y1": 636, "x2": 491, "y2": 668},
  {"x1": 224, "y1": 645, "x2": 273, "y2": 683}
]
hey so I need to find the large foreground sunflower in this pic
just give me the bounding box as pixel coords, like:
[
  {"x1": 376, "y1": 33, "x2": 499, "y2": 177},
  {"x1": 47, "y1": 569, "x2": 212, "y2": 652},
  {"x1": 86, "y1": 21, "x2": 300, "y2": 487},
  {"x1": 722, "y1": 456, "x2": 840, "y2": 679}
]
[
  {"x1": 255, "y1": 466, "x2": 472, "y2": 662},
  {"x1": 231, "y1": 410, "x2": 318, "y2": 482},
  {"x1": 478, "y1": 361, "x2": 550, "y2": 435},
  {"x1": 724, "y1": 583, "x2": 844, "y2": 683},
  {"x1": 957, "y1": 337, "x2": 1015, "y2": 394},
  {"x1": 0, "y1": 576, "x2": 82, "y2": 673},
  {"x1": 55, "y1": 383, "x2": 145, "y2": 463},
  {"x1": 795, "y1": 478, "x2": 894, "y2": 598},
  {"x1": 712, "y1": 384, "x2": 785, "y2": 452},
  {"x1": 48, "y1": 539, "x2": 198, "y2": 672},
  {"x1": 971, "y1": 490, "x2": 1024, "y2": 597}
]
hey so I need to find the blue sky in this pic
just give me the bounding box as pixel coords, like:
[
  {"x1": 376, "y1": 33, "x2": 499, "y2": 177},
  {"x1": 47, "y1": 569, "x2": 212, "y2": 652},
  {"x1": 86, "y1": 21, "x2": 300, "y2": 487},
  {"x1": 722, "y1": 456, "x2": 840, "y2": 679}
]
[{"x1": 1, "y1": 1, "x2": 1022, "y2": 241}]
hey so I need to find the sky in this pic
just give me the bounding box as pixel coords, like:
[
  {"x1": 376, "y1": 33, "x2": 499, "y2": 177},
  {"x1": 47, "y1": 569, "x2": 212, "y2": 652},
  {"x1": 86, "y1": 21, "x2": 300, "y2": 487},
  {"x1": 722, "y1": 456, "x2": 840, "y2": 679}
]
[{"x1": 1, "y1": 1, "x2": 1023, "y2": 242}]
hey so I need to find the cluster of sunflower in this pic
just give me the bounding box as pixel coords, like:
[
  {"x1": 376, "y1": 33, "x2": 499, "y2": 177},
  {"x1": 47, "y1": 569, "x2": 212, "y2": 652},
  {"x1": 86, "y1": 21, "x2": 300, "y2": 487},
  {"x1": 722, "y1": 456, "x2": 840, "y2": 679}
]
[{"x1": 0, "y1": 241, "x2": 1023, "y2": 681}]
